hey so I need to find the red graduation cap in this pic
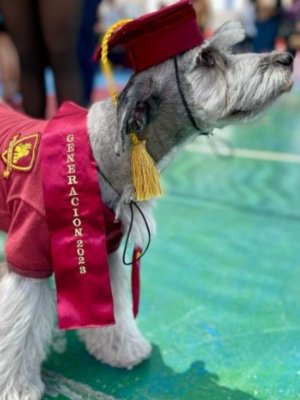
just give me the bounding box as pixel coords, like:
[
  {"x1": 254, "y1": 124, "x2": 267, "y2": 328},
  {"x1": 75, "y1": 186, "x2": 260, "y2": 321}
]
[{"x1": 95, "y1": 0, "x2": 204, "y2": 72}]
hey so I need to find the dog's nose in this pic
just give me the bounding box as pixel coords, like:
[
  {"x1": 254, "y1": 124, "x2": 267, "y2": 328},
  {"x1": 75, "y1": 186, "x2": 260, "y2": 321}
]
[{"x1": 275, "y1": 52, "x2": 294, "y2": 67}]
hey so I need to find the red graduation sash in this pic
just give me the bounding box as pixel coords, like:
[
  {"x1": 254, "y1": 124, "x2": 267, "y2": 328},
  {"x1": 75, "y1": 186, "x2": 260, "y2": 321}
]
[{"x1": 41, "y1": 102, "x2": 139, "y2": 329}]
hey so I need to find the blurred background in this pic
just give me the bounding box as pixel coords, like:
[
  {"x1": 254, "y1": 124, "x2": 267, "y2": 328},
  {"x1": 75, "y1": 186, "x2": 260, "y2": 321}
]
[
  {"x1": 1, "y1": 1, "x2": 300, "y2": 400},
  {"x1": 1, "y1": 0, "x2": 300, "y2": 113}
]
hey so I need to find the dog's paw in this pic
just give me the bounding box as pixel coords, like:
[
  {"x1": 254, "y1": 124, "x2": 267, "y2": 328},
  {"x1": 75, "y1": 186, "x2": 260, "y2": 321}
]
[
  {"x1": 80, "y1": 324, "x2": 152, "y2": 369},
  {"x1": 0, "y1": 380, "x2": 44, "y2": 400}
]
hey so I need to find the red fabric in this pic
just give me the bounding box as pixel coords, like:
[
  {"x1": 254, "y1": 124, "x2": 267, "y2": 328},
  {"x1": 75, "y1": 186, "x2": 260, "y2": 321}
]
[
  {"x1": 132, "y1": 247, "x2": 142, "y2": 318},
  {"x1": 95, "y1": 0, "x2": 204, "y2": 72},
  {"x1": 0, "y1": 102, "x2": 51, "y2": 278},
  {"x1": 41, "y1": 102, "x2": 119, "y2": 329},
  {"x1": 0, "y1": 102, "x2": 142, "y2": 330},
  {"x1": 0, "y1": 102, "x2": 123, "y2": 281}
]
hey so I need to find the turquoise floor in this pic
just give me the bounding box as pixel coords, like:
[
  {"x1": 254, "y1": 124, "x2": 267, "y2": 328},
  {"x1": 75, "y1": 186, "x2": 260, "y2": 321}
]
[{"x1": 1, "y1": 89, "x2": 300, "y2": 399}]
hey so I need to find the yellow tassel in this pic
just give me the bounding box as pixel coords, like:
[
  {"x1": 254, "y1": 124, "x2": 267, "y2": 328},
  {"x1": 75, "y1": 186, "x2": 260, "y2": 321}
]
[
  {"x1": 100, "y1": 21, "x2": 163, "y2": 201},
  {"x1": 130, "y1": 133, "x2": 162, "y2": 201}
]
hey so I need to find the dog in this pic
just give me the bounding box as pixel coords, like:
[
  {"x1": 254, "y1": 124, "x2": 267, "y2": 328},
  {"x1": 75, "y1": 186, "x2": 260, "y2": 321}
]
[{"x1": 0, "y1": 20, "x2": 293, "y2": 400}]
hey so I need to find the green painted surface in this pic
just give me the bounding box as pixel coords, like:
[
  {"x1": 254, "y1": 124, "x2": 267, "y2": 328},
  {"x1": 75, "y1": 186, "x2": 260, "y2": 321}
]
[{"x1": 0, "y1": 90, "x2": 300, "y2": 399}]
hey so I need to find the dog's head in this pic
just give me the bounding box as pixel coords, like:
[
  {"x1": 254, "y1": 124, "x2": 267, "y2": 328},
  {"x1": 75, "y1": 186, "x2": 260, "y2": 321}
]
[
  {"x1": 182, "y1": 21, "x2": 294, "y2": 126},
  {"x1": 117, "y1": 21, "x2": 293, "y2": 142},
  {"x1": 113, "y1": 20, "x2": 294, "y2": 170}
]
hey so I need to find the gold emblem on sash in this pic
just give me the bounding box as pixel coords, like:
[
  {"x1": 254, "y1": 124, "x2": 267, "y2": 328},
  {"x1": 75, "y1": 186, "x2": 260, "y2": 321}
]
[{"x1": 1, "y1": 133, "x2": 40, "y2": 179}]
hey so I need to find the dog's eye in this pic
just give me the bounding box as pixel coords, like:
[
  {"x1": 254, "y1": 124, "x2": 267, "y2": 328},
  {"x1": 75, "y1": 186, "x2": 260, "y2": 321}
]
[{"x1": 197, "y1": 52, "x2": 215, "y2": 68}]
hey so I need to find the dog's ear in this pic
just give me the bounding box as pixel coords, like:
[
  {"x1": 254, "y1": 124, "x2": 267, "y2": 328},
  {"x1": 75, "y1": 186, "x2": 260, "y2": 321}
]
[
  {"x1": 117, "y1": 75, "x2": 161, "y2": 142},
  {"x1": 209, "y1": 21, "x2": 245, "y2": 51}
]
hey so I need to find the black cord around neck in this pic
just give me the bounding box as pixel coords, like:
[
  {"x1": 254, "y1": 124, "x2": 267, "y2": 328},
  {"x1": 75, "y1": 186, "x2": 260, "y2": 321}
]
[
  {"x1": 96, "y1": 168, "x2": 151, "y2": 265},
  {"x1": 122, "y1": 201, "x2": 152, "y2": 266},
  {"x1": 174, "y1": 57, "x2": 211, "y2": 136},
  {"x1": 99, "y1": 59, "x2": 211, "y2": 265}
]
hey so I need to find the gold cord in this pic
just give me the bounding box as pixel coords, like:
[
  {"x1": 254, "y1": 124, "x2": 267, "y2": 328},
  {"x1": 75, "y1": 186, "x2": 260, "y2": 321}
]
[
  {"x1": 100, "y1": 20, "x2": 163, "y2": 201},
  {"x1": 100, "y1": 19, "x2": 132, "y2": 105}
]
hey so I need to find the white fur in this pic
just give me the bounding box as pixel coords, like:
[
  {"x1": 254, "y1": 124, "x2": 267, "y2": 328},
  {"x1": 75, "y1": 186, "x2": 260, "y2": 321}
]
[
  {"x1": 116, "y1": 200, "x2": 156, "y2": 247},
  {"x1": 79, "y1": 249, "x2": 152, "y2": 369},
  {"x1": 0, "y1": 271, "x2": 54, "y2": 399}
]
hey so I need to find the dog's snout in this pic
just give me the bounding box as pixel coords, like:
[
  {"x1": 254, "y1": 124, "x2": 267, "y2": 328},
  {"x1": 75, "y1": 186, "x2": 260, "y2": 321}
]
[{"x1": 275, "y1": 52, "x2": 294, "y2": 67}]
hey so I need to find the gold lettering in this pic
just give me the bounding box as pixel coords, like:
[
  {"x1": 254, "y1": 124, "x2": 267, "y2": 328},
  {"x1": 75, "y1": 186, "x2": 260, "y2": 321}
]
[
  {"x1": 69, "y1": 187, "x2": 78, "y2": 196},
  {"x1": 77, "y1": 248, "x2": 84, "y2": 257},
  {"x1": 74, "y1": 228, "x2": 83, "y2": 237},
  {"x1": 67, "y1": 143, "x2": 75, "y2": 153},
  {"x1": 67, "y1": 175, "x2": 78, "y2": 185},
  {"x1": 67, "y1": 164, "x2": 76, "y2": 174},
  {"x1": 67, "y1": 153, "x2": 75, "y2": 163},
  {"x1": 71, "y1": 197, "x2": 79, "y2": 207},
  {"x1": 73, "y1": 218, "x2": 81, "y2": 227},
  {"x1": 67, "y1": 134, "x2": 74, "y2": 143},
  {"x1": 65, "y1": 134, "x2": 88, "y2": 274}
]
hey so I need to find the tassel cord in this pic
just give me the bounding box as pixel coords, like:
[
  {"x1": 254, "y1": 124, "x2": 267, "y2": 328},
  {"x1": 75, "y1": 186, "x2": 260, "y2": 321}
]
[
  {"x1": 101, "y1": 21, "x2": 162, "y2": 202},
  {"x1": 122, "y1": 201, "x2": 152, "y2": 266},
  {"x1": 96, "y1": 166, "x2": 151, "y2": 266},
  {"x1": 100, "y1": 19, "x2": 132, "y2": 104}
]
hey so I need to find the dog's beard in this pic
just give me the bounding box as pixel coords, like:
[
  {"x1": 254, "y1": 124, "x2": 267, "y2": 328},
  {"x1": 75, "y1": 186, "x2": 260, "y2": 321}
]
[
  {"x1": 261, "y1": 65, "x2": 293, "y2": 97},
  {"x1": 224, "y1": 67, "x2": 293, "y2": 124}
]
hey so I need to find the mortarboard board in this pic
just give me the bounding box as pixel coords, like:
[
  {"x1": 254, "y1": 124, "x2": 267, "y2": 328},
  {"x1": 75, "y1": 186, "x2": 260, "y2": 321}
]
[{"x1": 95, "y1": 0, "x2": 204, "y2": 72}]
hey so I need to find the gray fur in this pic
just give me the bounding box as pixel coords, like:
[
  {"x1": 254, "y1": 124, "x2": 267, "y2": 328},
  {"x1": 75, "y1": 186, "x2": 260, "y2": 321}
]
[
  {"x1": 89, "y1": 21, "x2": 293, "y2": 207},
  {"x1": 0, "y1": 21, "x2": 293, "y2": 399}
]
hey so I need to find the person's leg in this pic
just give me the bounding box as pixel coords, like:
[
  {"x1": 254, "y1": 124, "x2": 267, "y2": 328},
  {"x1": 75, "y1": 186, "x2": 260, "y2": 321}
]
[
  {"x1": 1, "y1": 0, "x2": 46, "y2": 117},
  {"x1": 39, "y1": 0, "x2": 84, "y2": 107},
  {"x1": 78, "y1": 0, "x2": 101, "y2": 105}
]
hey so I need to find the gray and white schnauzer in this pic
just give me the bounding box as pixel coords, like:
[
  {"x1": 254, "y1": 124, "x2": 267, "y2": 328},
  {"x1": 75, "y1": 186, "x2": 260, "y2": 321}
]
[{"x1": 0, "y1": 21, "x2": 293, "y2": 399}]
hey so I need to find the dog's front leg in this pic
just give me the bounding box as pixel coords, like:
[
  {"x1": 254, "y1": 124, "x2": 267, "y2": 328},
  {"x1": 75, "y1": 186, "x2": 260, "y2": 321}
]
[
  {"x1": 79, "y1": 249, "x2": 152, "y2": 369},
  {"x1": 0, "y1": 267, "x2": 54, "y2": 400}
]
